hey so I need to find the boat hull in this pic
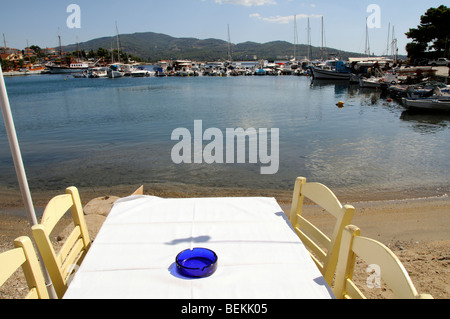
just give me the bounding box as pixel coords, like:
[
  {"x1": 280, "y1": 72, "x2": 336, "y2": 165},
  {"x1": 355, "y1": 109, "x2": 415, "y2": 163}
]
[
  {"x1": 107, "y1": 70, "x2": 124, "y2": 78},
  {"x1": 311, "y1": 67, "x2": 352, "y2": 80},
  {"x1": 403, "y1": 98, "x2": 450, "y2": 111},
  {"x1": 359, "y1": 78, "x2": 382, "y2": 88},
  {"x1": 46, "y1": 66, "x2": 89, "y2": 74}
]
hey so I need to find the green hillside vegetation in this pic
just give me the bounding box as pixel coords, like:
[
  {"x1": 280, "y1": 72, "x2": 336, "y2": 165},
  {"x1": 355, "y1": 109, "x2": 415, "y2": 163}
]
[{"x1": 63, "y1": 31, "x2": 365, "y2": 62}]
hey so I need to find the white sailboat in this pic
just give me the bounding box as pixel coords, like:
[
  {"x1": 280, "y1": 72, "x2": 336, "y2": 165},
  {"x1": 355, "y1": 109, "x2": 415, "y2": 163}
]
[{"x1": 107, "y1": 22, "x2": 125, "y2": 78}]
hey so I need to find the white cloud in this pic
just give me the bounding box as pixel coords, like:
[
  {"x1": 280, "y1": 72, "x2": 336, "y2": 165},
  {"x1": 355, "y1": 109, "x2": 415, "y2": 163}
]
[
  {"x1": 215, "y1": 0, "x2": 277, "y2": 7},
  {"x1": 250, "y1": 13, "x2": 323, "y2": 24}
]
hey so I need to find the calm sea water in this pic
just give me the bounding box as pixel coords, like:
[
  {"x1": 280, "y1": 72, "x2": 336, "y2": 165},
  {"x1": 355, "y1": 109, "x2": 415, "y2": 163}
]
[{"x1": 1, "y1": 73, "x2": 450, "y2": 199}]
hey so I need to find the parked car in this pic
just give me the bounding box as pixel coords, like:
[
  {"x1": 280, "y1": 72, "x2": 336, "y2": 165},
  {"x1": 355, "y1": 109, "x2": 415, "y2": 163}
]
[{"x1": 428, "y1": 58, "x2": 450, "y2": 66}]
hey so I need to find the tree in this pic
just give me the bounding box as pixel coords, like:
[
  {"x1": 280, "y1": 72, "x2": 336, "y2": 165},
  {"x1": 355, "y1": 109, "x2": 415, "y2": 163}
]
[
  {"x1": 1, "y1": 59, "x2": 14, "y2": 71},
  {"x1": 97, "y1": 47, "x2": 111, "y2": 60},
  {"x1": 405, "y1": 5, "x2": 450, "y2": 60}
]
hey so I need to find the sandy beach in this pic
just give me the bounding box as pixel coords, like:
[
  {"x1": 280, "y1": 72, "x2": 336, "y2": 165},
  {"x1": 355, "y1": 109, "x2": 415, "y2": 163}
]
[{"x1": 1, "y1": 183, "x2": 449, "y2": 299}]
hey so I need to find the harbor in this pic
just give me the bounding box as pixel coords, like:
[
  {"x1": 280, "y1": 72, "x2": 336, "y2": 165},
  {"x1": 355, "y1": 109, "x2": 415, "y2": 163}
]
[{"x1": 3, "y1": 54, "x2": 450, "y2": 112}]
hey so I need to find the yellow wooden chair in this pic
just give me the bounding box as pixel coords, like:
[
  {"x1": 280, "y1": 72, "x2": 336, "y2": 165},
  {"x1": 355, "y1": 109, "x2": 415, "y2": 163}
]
[
  {"x1": 0, "y1": 236, "x2": 50, "y2": 299},
  {"x1": 32, "y1": 186, "x2": 91, "y2": 299},
  {"x1": 289, "y1": 177, "x2": 355, "y2": 286},
  {"x1": 333, "y1": 225, "x2": 433, "y2": 299}
]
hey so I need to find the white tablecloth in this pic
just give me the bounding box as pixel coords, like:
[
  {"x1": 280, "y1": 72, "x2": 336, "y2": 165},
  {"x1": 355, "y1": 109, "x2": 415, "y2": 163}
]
[{"x1": 64, "y1": 196, "x2": 334, "y2": 299}]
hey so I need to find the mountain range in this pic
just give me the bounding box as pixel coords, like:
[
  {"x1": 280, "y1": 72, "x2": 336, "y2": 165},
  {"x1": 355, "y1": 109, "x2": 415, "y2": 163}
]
[{"x1": 63, "y1": 31, "x2": 368, "y2": 62}]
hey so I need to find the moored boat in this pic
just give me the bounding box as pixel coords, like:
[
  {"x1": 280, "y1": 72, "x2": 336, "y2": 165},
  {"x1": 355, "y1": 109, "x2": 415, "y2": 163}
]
[
  {"x1": 310, "y1": 60, "x2": 352, "y2": 80},
  {"x1": 359, "y1": 71, "x2": 398, "y2": 88},
  {"x1": 389, "y1": 82, "x2": 450, "y2": 99},
  {"x1": 46, "y1": 62, "x2": 89, "y2": 74},
  {"x1": 153, "y1": 66, "x2": 167, "y2": 77},
  {"x1": 107, "y1": 64, "x2": 125, "y2": 78},
  {"x1": 89, "y1": 67, "x2": 108, "y2": 78},
  {"x1": 402, "y1": 95, "x2": 450, "y2": 112},
  {"x1": 130, "y1": 66, "x2": 151, "y2": 77},
  {"x1": 255, "y1": 68, "x2": 266, "y2": 76}
]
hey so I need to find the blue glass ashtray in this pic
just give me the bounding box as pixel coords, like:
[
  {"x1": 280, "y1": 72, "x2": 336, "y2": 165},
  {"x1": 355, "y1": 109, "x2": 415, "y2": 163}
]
[{"x1": 176, "y1": 248, "x2": 218, "y2": 278}]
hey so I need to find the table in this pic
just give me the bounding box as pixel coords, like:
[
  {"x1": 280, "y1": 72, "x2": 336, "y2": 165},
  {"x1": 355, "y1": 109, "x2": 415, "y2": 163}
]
[{"x1": 63, "y1": 196, "x2": 334, "y2": 299}]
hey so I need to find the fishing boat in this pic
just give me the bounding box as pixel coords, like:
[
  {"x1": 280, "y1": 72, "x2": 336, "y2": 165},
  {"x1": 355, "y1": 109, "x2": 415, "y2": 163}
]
[
  {"x1": 255, "y1": 68, "x2": 266, "y2": 76},
  {"x1": 121, "y1": 65, "x2": 151, "y2": 77},
  {"x1": 46, "y1": 61, "x2": 89, "y2": 74},
  {"x1": 153, "y1": 66, "x2": 167, "y2": 77},
  {"x1": 402, "y1": 97, "x2": 450, "y2": 112},
  {"x1": 18, "y1": 63, "x2": 47, "y2": 75},
  {"x1": 389, "y1": 82, "x2": 450, "y2": 99},
  {"x1": 131, "y1": 66, "x2": 151, "y2": 77},
  {"x1": 89, "y1": 67, "x2": 108, "y2": 78},
  {"x1": 107, "y1": 64, "x2": 124, "y2": 78},
  {"x1": 359, "y1": 71, "x2": 398, "y2": 88},
  {"x1": 310, "y1": 60, "x2": 352, "y2": 80}
]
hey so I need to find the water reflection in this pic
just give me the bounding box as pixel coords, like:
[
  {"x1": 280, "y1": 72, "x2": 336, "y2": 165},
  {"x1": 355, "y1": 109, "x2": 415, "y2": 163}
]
[
  {"x1": 310, "y1": 79, "x2": 356, "y2": 96},
  {"x1": 400, "y1": 110, "x2": 450, "y2": 134}
]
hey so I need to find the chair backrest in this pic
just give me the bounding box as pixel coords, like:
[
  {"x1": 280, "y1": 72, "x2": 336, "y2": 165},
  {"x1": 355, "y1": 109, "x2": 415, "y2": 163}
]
[
  {"x1": 289, "y1": 177, "x2": 355, "y2": 285},
  {"x1": 32, "y1": 186, "x2": 91, "y2": 298},
  {"x1": 0, "y1": 236, "x2": 50, "y2": 299},
  {"x1": 333, "y1": 225, "x2": 433, "y2": 299}
]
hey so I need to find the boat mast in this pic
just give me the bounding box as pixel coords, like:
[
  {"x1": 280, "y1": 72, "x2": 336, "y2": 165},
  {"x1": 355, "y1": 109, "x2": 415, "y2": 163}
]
[
  {"x1": 115, "y1": 21, "x2": 121, "y2": 63},
  {"x1": 293, "y1": 15, "x2": 298, "y2": 61},
  {"x1": 76, "y1": 36, "x2": 80, "y2": 61},
  {"x1": 2, "y1": 34, "x2": 6, "y2": 54},
  {"x1": 227, "y1": 24, "x2": 232, "y2": 63},
  {"x1": 58, "y1": 28, "x2": 63, "y2": 59},
  {"x1": 111, "y1": 41, "x2": 114, "y2": 64},
  {"x1": 365, "y1": 18, "x2": 370, "y2": 57},
  {"x1": 386, "y1": 22, "x2": 390, "y2": 57},
  {"x1": 307, "y1": 17, "x2": 311, "y2": 60},
  {"x1": 26, "y1": 40, "x2": 30, "y2": 64},
  {"x1": 391, "y1": 25, "x2": 398, "y2": 64},
  {"x1": 321, "y1": 16, "x2": 324, "y2": 61}
]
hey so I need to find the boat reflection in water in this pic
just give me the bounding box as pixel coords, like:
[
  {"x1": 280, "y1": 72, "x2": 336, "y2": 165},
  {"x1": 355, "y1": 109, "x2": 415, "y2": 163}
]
[{"x1": 400, "y1": 110, "x2": 450, "y2": 134}]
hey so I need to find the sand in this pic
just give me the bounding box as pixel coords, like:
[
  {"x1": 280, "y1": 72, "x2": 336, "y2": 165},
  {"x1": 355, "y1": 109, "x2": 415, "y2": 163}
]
[{"x1": 0, "y1": 184, "x2": 449, "y2": 299}]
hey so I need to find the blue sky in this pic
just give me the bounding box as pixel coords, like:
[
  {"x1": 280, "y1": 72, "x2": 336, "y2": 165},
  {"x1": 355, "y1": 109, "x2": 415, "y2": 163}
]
[{"x1": 0, "y1": 1, "x2": 446, "y2": 57}]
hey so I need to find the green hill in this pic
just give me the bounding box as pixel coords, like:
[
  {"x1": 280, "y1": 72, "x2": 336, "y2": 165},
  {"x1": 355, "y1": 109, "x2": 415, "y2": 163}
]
[{"x1": 63, "y1": 31, "x2": 365, "y2": 62}]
